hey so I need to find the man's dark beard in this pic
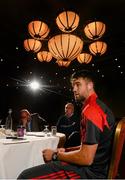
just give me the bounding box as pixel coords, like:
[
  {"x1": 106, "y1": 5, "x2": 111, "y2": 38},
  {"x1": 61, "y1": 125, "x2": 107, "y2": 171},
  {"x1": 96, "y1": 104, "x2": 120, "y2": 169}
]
[{"x1": 75, "y1": 96, "x2": 85, "y2": 105}]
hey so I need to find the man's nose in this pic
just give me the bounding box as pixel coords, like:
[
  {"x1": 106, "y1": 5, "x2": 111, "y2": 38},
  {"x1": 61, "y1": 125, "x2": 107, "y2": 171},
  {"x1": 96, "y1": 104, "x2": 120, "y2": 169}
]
[{"x1": 73, "y1": 85, "x2": 77, "y2": 92}]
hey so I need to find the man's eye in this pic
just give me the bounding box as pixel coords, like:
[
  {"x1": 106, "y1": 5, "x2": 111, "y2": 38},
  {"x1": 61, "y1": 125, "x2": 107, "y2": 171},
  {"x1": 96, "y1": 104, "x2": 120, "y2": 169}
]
[{"x1": 76, "y1": 83, "x2": 80, "y2": 86}]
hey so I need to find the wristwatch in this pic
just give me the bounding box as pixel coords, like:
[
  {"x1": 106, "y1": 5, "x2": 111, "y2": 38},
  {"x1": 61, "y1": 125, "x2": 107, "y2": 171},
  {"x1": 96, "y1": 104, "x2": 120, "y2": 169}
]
[{"x1": 52, "y1": 152, "x2": 58, "y2": 161}]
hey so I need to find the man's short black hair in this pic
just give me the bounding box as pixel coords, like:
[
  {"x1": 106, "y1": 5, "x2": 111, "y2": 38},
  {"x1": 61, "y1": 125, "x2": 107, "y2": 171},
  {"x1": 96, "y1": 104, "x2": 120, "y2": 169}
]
[{"x1": 70, "y1": 69, "x2": 96, "y2": 84}]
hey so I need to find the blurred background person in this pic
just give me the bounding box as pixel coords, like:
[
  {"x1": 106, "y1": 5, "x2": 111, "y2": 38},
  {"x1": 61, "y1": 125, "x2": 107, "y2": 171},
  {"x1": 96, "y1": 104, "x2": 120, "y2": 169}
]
[
  {"x1": 56, "y1": 102, "x2": 80, "y2": 147},
  {"x1": 20, "y1": 109, "x2": 47, "y2": 132}
]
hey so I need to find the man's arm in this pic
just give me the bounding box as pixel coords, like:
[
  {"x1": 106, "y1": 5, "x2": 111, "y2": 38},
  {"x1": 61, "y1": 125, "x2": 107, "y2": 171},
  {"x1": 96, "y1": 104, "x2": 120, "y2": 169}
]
[
  {"x1": 57, "y1": 143, "x2": 98, "y2": 165},
  {"x1": 43, "y1": 143, "x2": 98, "y2": 166},
  {"x1": 35, "y1": 114, "x2": 47, "y2": 130},
  {"x1": 65, "y1": 145, "x2": 81, "y2": 152},
  {"x1": 37, "y1": 114, "x2": 46, "y2": 123}
]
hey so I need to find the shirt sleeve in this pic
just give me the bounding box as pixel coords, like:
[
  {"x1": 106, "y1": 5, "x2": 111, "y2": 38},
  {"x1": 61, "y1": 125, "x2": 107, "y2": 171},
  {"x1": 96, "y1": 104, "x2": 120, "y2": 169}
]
[{"x1": 81, "y1": 119, "x2": 101, "y2": 145}]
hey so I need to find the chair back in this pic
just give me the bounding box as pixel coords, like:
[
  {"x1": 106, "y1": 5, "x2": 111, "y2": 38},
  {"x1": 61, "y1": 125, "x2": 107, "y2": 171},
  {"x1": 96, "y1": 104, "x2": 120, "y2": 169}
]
[{"x1": 108, "y1": 117, "x2": 125, "y2": 178}]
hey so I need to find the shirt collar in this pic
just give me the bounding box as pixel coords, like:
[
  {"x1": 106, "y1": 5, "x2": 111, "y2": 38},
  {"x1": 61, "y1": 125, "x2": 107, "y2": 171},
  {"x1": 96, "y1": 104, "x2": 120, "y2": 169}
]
[{"x1": 83, "y1": 93, "x2": 98, "y2": 108}]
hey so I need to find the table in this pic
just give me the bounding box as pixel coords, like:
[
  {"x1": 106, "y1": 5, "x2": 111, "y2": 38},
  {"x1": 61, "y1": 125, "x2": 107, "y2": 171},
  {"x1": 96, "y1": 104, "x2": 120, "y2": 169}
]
[
  {"x1": 0, "y1": 132, "x2": 59, "y2": 179},
  {"x1": 57, "y1": 132, "x2": 66, "y2": 148}
]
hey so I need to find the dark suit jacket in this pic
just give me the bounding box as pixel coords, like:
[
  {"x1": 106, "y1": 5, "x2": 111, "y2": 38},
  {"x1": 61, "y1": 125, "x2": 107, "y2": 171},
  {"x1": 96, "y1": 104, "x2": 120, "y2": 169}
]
[
  {"x1": 26, "y1": 113, "x2": 47, "y2": 132},
  {"x1": 56, "y1": 114, "x2": 80, "y2": 138}
]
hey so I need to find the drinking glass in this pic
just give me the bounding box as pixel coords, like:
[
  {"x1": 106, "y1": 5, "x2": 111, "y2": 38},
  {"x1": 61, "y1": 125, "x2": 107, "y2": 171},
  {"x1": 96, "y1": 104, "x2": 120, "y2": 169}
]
[
  {"x1": 51, "y1": 126, "x2": 57, "y2": 136},
  {"x1": 43, "y1": 125, "x2": 49, "y2": 134},
  {"x1": 0, "y1": 125, "x2": 6, "y2": 134},
  {"x1": 0, "y1": 125, "x2": 5, "y2": 128},
  {"x1": 17, "y1": 125, "x2": 25, "y2": 137}
]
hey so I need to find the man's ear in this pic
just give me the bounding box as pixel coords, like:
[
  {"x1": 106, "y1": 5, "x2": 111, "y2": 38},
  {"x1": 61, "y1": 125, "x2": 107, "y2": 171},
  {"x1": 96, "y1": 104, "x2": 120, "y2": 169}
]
[{"x1": 88, "y1": 81, "x2": 93, "y2": 90}]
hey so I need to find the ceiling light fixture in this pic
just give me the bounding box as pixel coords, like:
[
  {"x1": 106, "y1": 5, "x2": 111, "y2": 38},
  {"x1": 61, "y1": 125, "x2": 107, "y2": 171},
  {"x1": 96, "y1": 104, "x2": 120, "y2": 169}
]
[
  {"x1": 24, "y1": 39, "x2": 42, "y2": 52},
  {"x1": 77, "y1": 53, "x2": 92, "y2": 64},
  {"x1": 84, "y1": 21, "x2": 106, "y2": 40},
  {"x1": 56, "y1": 11, "x2": 79, "y2": 33},
  {"x1": 24, "y1": 10, "x2": 107, "y2": 67},
  {"x1": 29, "y1": 80, "x2": 40, "y2": 91},
  {"x1": 89, "y1": 41, "x2": 107, "y2": 56},
  {"x1": 48, "y1": 34, "x2": 83, "y2": 62},
  {"x1": 56, "y1": 60, "x2": 71, "y2": 67},
  {"x1": 28, "y1": 21, "x2": 50, "y2": 40},
  {"x1": 37, "y1": 51, "x2": 52, "y2": 62}
]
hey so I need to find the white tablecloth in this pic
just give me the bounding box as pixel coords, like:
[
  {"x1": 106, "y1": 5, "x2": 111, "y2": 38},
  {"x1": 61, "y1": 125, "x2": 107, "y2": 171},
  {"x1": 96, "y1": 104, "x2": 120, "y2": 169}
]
[{"x1": 0, "y1": 133, "x2": 59, "y2": 179}]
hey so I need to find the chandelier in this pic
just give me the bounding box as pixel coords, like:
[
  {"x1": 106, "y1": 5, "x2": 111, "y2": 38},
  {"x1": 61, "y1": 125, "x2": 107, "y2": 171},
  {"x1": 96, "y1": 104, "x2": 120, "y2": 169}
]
[{"x1": 24, "y1": 11, "x2": 107, "y2": 67}]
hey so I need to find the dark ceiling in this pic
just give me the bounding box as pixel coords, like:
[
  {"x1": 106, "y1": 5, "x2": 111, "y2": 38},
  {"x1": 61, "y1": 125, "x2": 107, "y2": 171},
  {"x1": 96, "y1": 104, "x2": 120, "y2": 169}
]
[{"x1": 0, "y1": 0, "x2": 125, "y2": 123}]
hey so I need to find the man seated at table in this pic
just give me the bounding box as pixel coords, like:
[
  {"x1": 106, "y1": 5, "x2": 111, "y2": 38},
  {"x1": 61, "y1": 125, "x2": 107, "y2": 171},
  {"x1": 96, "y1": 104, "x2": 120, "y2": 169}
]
[
  {"x1": 20, "y1": 109, "x2": 47, "y2": 132},
  {"x1": 18, "y1": 70, "x2": 115, "y2": 179},
  {"x1": 56, "y1": 102, "x2": 80, "y2": 147}
]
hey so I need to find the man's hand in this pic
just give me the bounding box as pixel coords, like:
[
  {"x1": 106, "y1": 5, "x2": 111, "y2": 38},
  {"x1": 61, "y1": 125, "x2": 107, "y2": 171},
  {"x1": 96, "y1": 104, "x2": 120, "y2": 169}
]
[
  {"x1": 42, "y1": 149, "x2": 55, "y2": 162},
  {"x1": 42, "y1": 148, "x2": 66, "y2": 162}
]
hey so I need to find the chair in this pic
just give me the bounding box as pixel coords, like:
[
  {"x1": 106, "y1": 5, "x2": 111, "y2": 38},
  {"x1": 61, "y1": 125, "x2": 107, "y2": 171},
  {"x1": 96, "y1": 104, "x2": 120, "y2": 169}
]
[{"x1": 108, "y1": 117, "x2": 125, "y2": 179}]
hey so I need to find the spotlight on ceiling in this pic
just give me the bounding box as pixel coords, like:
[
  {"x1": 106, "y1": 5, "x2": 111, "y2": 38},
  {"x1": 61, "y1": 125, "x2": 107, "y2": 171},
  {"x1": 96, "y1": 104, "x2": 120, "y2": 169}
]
[{"x1": 29, "y1": 80, "x2": 41, "y2": 91}]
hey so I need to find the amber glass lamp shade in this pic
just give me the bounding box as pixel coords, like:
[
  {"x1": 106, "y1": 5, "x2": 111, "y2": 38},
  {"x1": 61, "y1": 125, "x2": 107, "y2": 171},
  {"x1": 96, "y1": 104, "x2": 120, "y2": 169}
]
[
  {"x1": 84, "y1": 21, "x2": 106, "y2": 40},
  {"x1": 77, "y1": 53, "x2": 92, "y2": 64},
  {"x1": 56, "y1": 60, "x2": 71, "y2": 67},
  {"x1": 89, "y1": 41, "x2": 107, "y2": 56},
  {"x1": 37, "y1": 51, "x2": 52, "y2": 62},
  {"x1": 48, "y1": 34, "x2": 83, "y2": 61},
  {"x1": 56, "y1": 11, "x2": 79, "y2": 33},
  {"x1": 28, "y1": 21, "x2": 50, "y2": 40},
  {"x1": 24, "y1": 39, "x2": 42, "y2": 52}
]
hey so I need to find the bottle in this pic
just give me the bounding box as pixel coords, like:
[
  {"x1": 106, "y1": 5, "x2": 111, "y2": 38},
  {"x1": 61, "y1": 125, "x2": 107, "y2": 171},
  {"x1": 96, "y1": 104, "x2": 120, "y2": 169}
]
[{"x1": 5, "y1": 108, "x2": 13, "y2": 131}]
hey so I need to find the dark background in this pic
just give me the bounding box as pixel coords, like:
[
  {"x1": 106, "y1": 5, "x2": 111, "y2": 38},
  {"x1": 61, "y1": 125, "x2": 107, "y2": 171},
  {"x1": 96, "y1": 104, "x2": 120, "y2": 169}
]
[{"x1": 0, "y1": 0, "x2": 125, "y2": 126}]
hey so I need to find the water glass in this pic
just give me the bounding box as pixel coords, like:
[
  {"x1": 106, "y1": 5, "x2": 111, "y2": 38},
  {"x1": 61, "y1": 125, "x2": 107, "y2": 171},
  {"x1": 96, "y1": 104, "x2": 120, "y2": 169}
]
[
  {"x1": 43, "y1": 125, "x2": 49, "y2": 134},
  {"x1": 0, "y1": 125, "x2": 6, "y2": 134},
  {"x1": 51, "y1": 126, "x2": 57, "y2": 136}
]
